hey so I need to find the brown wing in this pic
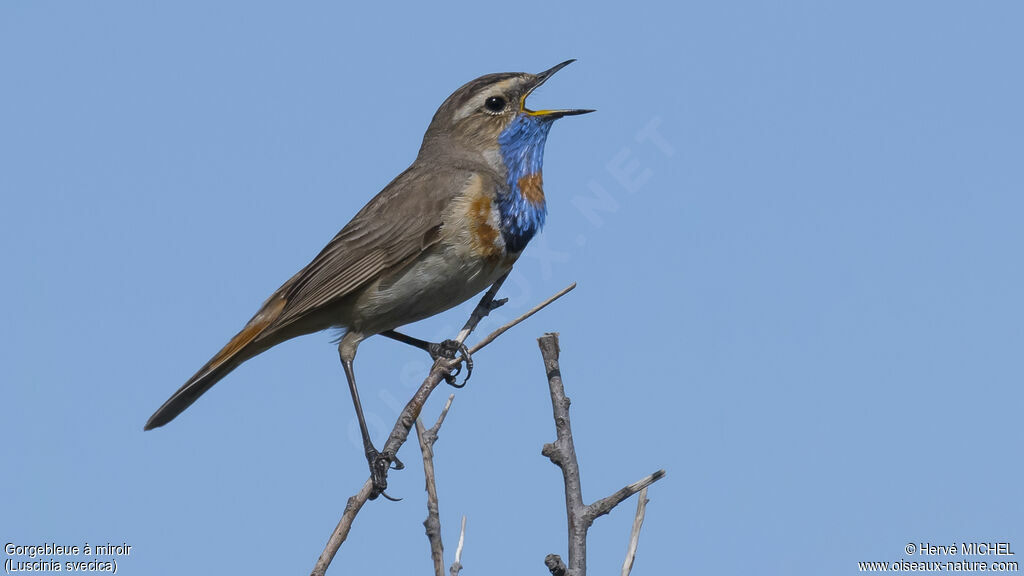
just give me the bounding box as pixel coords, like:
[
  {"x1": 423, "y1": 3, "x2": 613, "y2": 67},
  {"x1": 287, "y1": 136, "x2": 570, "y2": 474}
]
[
  {"x1": 267, "y1": 163, "x2": 479, "y2": 331},
  {"x1": 145, "y1": 163, "x2": 488, "y2": 430}
]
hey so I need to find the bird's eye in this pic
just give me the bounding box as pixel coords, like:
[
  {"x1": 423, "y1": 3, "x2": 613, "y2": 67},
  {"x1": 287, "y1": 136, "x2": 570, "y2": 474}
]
[{"x1": 484, "y1": 96, "x2": 507, "y2": 113}]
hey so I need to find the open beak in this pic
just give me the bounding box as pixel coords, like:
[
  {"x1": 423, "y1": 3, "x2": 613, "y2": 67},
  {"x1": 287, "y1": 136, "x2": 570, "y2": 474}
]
[{"x1": 522, "y1": 59, "x2": 595, "y2": 119}]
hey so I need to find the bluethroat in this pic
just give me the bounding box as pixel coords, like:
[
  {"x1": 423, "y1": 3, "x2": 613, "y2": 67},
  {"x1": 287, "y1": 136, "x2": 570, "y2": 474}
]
[{"x1": 145, "y1": 60, "x2": 592, "y2": 497}]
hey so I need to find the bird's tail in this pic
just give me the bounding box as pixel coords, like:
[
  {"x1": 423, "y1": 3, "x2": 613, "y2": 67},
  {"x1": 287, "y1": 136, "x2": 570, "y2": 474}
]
[{"x1": 144, "y1": 296, "x2": 288, "y2": 431}]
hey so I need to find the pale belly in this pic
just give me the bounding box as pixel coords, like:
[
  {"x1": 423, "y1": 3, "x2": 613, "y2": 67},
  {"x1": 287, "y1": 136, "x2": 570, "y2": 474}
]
[{"x1": 345, "y1": 243, "x2": 515, "y2": 335}]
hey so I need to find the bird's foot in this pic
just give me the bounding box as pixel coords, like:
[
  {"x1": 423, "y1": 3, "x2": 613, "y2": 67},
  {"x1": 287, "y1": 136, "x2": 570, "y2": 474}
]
[
  {"x1": 429, "y1": 339, "x2": 473, "y2": 388},
  {"x1": 379, "y1": 331, "x2": 474, "y2": 387},
  {"x1": 366, "y1": 447, "x2": 404, "y2": 501},
  {"x1": 426, "y1": 338, "x2": 462, "y2": 361}
]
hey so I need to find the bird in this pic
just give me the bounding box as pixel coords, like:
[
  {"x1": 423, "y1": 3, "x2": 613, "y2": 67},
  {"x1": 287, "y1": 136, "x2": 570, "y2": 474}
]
[{"x1": 145, "y1": 60, "x2": 592, "y2": 497}]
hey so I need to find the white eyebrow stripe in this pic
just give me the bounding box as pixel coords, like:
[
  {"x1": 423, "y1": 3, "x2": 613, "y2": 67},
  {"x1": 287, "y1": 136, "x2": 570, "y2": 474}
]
[{"x1": 452, "y1": 78, "x2": 522, "y2": 122}]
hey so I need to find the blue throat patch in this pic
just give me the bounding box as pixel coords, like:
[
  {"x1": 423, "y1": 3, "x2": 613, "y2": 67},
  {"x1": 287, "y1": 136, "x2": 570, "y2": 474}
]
[{"x1": 496, "y1": 113, "x2": 553, "y2": 253}]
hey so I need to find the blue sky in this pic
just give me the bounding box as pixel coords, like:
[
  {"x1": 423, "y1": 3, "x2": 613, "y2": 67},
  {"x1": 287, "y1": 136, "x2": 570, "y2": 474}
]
[{"x1": 3, "y1": 2, "x2": 1022, "y2": 574}]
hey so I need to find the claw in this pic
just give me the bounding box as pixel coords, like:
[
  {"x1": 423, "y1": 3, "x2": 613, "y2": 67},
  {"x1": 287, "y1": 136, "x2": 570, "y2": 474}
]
[
  {"x1": 365, "y1": 449, "x2": 404, "y2": 500},
  {"x1": 425, "y1": 339, "x2": 472, "y2": 387},
  {"x1": 379, "y1": 491, "x2": 403, "y2": 502},
  {"x1": 445, "y1": 341, "x2": 473, "y2": 389},
  {"x1": 400, "y1": 335, "x2": 472, "y2": 388},
  {"x1": 366, "y1": 448, "x2": 392, "y2": 500},
  {"x1": 427, "y1": 339, "x2": 462, "y2": 361}
]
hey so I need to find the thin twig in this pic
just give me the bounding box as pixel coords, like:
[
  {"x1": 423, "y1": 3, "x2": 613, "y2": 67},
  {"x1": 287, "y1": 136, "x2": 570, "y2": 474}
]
[
  {"x1": 310, "y1": 278, "x2": 572, "y2": 576},
  {"x1": 449, "y1": 516, "x2": 466, "y2": 576},
  {"x1": 309, "y1": 480, "x2": 374, "y2": 576},
  {"x1": 417, "y1": 395, "x2": 455, "y2": 576},
  {"x1": 584, "y1": 470, "x2": 664, "y2": 525},
  {"x1": 455, "y1": 272, "x2": 511, "y2": 345},
  {"x1": 537, "y1": 332, "x2": 666, "y2": 576},
  {"x1": 621, "y1": 486, "x2": 648, "y2": 576},
  {"x1": 430, "y1": 394, "x2": 455, "y2": 435},
  {"x1": 466, "y1": 282, "x2": 576, "y2": 356}
]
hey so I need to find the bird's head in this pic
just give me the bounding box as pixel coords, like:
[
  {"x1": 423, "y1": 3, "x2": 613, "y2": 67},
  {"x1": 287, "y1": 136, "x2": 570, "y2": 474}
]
[{"x1": 420, "y1": 60, "x2": 593, "y2": 167}]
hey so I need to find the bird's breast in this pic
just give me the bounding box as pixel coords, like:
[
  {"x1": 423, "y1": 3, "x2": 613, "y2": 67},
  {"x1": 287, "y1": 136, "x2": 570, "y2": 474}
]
[
  {"x1": 464, "y1": 189, "x2": 507, "y2": 260},
  {"x1": 445, "y1": 173, "x2": 510, "y2": 261},
  {"x1": 348, "y1": 184, "x2": 514, "y2": 332}
]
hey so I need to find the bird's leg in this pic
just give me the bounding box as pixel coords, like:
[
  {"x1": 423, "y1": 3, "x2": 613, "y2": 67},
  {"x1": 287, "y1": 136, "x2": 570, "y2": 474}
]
[
  {"x1": 338, "y1": 338, "x2": 402, "y2": 500},
  {"x1": 380, "y1": 330, "x2": 461, "y2": 360},
  {"x1": 380, "y1": 329, "x2": 473, "y2": 387}
]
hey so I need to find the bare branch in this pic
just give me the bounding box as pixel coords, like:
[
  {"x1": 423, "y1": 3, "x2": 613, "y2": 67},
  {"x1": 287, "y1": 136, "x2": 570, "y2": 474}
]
[
  {"x1": 538, "y1": 332, "x2": 588, "y2": 574},
  {"x1": 429, "y1": 394, "x2": 455, "y2": 437},
  {"x1": 621, "y1": 486, "x2": 649, "y2": 576},
  {"x1": 449, "y1": 516, "x2": 466, "y2": 576},
  {"x1": 537, "y1": 333, "x2": 666, "y2": 576},
  {"x1": 417, "y1": 395, "x2": 455, "y2": 576},
  {"x1": 310, "y1": 480, "x2": 374, "y2": 576},
  {"x1": 466, "y1": 282, "x2": 576, "y2": 356},
  {"x1": 584, "y1": 470, "x2": 665, "y2": 525},
  {"x1": 311, "y1": 279, "x2": 572, "y2": 575}
]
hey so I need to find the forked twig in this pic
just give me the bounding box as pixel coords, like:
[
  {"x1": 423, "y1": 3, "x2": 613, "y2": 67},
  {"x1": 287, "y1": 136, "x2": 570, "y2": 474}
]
[
  {"x1": 538, "y1": 333, "x2": 665, "y2": 576},
  {"x1": 417, "y1": 394, "x2": 455, "y2": 576}
]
